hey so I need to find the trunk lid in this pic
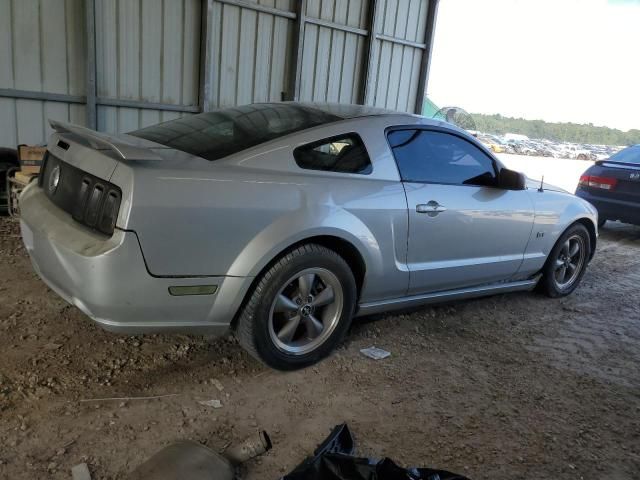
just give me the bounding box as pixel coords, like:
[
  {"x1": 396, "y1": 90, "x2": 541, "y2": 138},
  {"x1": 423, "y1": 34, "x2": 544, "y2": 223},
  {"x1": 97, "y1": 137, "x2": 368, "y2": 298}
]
[
  {"x1": 41, "y1": 121, "x2": 170, "y2": 236},
  {"x1": 590, "y1": 161, "x2": 640, "y2": 202}
]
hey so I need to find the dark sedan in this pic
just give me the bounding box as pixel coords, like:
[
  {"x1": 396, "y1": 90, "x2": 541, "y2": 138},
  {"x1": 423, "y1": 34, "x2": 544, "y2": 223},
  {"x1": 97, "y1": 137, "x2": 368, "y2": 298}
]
[{"x1": 576, "y1": 144, "x2": 640, "y2": 227}]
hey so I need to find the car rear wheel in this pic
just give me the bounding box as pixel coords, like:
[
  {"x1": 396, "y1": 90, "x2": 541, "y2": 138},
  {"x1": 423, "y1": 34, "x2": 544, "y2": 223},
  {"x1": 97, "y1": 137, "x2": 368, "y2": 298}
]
[
  {"x1": 235, "y1": 244, "x2": 356, "y2": 370},
  {"x1": 539, "y1": 223, "x2": 591, "y2": 298}
]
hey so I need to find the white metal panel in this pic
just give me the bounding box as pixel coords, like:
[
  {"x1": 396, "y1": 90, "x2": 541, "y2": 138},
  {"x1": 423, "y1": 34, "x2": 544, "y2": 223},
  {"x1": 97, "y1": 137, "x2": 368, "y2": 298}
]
[
  {"x1": 299, "y1": 0, "x2": 368, "y2": 103},
  {"x1": 369, "y1": 0, "x2": 429, "y2": 112},
  {"x1": 13, "y1": 0, "x2": 45, "y2": 144},
  {"x1": 182, "y1": 0, "x2": 201, "y2": 106},
  {"x1": 270, "y1": 10, "x2": 291, "y2": 100},
  {"x1": 205, "y1": 0, "x2": 294, "y2": 109},
  {"x1": 253, "y1": 11, "x2": 274, "y2": 102},
  {"x1": 95, "y1": 0, "x2": 118, "y2": 132},
  {"x1": 117, "y1": 0, "x2": 141, "y2": 130},
  {"x1": 65, "y1": 0, "x2": 87, "y2": 126},
  {"x1": 95, "y1": 0, "x2": 201, "y2": 134},
  {"x1": 140, "y1": 0, "x2": 163, "y2": 127},
  {"x1": 0, "y1": 0, "x2": 86, "y2": 147},
  {"x1": 237, "y1": 7, "x2": 258, "y2": 105},
  {"x1": 0, "y1": 0, "x2": 17, "y2": 147},
  {"x1": 1, "y1": 0, "x2": 435, "y2": 147}
]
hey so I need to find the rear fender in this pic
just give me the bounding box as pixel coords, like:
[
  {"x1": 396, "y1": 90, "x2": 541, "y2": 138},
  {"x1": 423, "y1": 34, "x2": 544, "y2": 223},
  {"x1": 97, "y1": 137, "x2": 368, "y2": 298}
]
[{"x1": 227, "y1": 205, "x2": 383, "y2": 282}]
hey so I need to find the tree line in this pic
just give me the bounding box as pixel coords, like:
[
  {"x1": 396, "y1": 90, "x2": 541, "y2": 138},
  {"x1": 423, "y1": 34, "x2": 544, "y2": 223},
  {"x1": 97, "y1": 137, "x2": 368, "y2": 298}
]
[{"x1": 472, "y1": 113, "x2": 640, "y2": 146}]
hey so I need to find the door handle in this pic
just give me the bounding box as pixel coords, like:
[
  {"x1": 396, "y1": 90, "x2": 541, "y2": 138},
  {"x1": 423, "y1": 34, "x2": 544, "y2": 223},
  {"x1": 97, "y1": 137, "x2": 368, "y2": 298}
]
[{"x1": 416, "y1": 201, "x2": 447, "y2": 216}]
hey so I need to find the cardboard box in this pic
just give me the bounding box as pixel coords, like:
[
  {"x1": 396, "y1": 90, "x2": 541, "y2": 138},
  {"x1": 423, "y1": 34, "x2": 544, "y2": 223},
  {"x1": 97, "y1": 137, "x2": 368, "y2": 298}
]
[{"x1": 18, "y1": 144, "x2": 47, "y2": 175}]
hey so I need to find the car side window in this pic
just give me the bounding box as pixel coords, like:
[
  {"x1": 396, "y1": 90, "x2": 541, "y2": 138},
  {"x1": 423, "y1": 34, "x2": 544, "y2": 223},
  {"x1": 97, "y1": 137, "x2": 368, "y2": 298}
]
[
  {"x1": 294, "y1": 134, "x2": 372, "y2": 175},
  {"x1": 387, "y1": 129, "x2": 497, "y2": 186}
]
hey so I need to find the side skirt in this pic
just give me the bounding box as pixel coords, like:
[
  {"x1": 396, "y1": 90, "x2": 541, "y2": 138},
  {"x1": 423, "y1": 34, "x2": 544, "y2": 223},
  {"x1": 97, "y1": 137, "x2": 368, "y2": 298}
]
[{"x1": 355, "y1": 277, "x2": 541, "y2": 317}]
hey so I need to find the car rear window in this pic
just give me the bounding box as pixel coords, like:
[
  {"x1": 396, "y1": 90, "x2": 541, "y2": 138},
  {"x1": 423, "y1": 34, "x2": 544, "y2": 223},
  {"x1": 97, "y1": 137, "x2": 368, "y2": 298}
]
[
  {"x1": 608, "y1": 145, "x2": 640, "y2": 164},
  {"x1": 293, "y1": 134, "x2": 372, "y2": 175},
  {"x1": 129, "y1": 104, "x2": 341, "y2": 161}
]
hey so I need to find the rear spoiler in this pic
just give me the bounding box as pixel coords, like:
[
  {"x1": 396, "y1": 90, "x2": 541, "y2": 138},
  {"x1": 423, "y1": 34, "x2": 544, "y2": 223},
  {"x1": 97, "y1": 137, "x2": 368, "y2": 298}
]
[
  {"x1": 595, "y1": 159, "x2": 640, "y2": 169},
  {"x1": 49, "y1": 120, "x2": 162, "y2": 161}
]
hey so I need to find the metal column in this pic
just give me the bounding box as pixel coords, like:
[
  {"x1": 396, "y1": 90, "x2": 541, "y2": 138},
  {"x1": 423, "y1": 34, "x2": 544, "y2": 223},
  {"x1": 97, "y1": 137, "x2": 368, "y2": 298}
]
[
  {"x1": 414, "y1": 0, "x2": 440, "y2": 114},
  {"x1": 85, "y1": 0, "x2": 97, "y2": 129}
]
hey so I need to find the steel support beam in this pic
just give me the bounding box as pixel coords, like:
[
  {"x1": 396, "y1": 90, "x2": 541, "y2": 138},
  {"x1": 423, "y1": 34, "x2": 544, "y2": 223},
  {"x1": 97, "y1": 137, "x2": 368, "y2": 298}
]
[
  {"x1": 375, "y1": 34, "x2": 426, "y2": 50},
  {"x1": 0, "y1": 88, "x2": 85, "y2": 104},
  {"x1": 85, "y1": 0, "x2": 97, "y2": 129},
  {"x1": 361, "y1": 0, "x2": 381, "y2": 105},
  {"x1": 288, "y1": 0, "x2": 306, "y2": 101},
  {"x1": 414, "y1": 0, "x2": 439, "y2": 114},
  {"x1": 0, "y1": 88, "x2": 199, "y2": 113},
  {"x1": 304, "y1": 17, "x2": 368, "y2": 37},
  {"x1": 96, "y1": 97, "x2": 201, "y2": 113},
  {"x1": 215, "y1": 0, "x2": 296, "y2": 19},
  {"x1": 199, "y1": 0, "x2": 214, "y2": 111}
]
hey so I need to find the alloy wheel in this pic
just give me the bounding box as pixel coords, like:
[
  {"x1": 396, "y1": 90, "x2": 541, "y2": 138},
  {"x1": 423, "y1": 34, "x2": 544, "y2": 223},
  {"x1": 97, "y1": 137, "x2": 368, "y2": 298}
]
[
  {"x1": 553, "y1": 234, "x2": 586, "y2": 290},
  {"x1": 268, "y1": 267, "x2": 344, "y2": 355}
]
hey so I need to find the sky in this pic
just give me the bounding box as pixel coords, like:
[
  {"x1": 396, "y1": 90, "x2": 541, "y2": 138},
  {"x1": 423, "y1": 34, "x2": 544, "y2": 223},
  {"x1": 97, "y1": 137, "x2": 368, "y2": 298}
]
[{"x1": 427, "y1": 0, "x2": 640, "y2": 131}]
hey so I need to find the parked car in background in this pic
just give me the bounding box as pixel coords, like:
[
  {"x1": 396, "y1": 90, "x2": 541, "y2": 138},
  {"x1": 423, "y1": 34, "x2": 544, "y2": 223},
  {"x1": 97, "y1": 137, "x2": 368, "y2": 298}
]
[
  {"x1": 478, "y1": 134, "x2": 506, "y2": 153},
  {"x1": 576, "y1": 144, "x2": 640, "y2": 227},
  {"x1": 559, "y1": 144, "x2": 592, "y2": 160},
  {"x1": 20, "y1": 103, "x2": 598, "y2": 370}
]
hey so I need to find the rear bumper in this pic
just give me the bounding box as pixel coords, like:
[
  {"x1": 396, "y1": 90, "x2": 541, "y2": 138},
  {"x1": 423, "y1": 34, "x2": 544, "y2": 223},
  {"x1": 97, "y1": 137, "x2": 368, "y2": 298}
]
[
  {"x1": 576, "y1": 188, "x2": 640, "y2": 225},
  {"x1": 19, "y1": 183, "x2": 249, "y2": 335}
]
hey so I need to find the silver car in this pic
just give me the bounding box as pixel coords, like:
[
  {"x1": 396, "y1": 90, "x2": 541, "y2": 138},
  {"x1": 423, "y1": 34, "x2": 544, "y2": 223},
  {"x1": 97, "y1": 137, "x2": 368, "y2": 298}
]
[{"x1": 19, "y1": 102, "x2": 598, "y2": 370}]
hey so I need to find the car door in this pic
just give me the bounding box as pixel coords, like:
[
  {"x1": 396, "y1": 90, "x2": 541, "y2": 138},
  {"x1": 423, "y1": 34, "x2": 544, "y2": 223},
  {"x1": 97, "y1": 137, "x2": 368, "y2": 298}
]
[{"x1": 387, "y1": 127, "x2": 535, "y2": 295}]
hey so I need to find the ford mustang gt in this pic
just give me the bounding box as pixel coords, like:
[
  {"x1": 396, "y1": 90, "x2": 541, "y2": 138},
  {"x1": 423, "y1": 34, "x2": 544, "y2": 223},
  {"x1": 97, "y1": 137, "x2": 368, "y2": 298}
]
[{"x1": 19, "y1": 102, "x2": 597, "y2": 370}]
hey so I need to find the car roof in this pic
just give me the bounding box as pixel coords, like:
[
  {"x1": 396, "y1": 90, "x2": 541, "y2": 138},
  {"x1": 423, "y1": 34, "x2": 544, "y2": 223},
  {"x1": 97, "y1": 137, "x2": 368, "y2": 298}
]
[
  {"x1": 284, "y1": 101, "x2": 410, "y2": 120},
  {"x1": 130, "y1": 102, "x2": 427, "y2": 161}
]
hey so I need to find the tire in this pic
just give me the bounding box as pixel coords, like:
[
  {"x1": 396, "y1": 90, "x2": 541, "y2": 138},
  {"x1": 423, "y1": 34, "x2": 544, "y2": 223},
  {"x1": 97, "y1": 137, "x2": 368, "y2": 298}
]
[
  {"x1": 538, "y1": 223, "x2": 591, "y2": 298},
  {"x1": 235, "y1": 244, "x2": 357, "y2": 370},
  {"x1": 598, "y1": 216, "x2": 606, "y2": 228}
]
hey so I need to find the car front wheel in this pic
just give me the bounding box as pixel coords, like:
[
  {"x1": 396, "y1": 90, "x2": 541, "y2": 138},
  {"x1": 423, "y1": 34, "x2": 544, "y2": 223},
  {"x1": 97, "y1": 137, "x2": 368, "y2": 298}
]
[
  {"x1": 235, "y1": 244, "x2": 356, "y2": 370},
  {"x1": 539, "y1": 223, "x2": 591, "y2": 298}
]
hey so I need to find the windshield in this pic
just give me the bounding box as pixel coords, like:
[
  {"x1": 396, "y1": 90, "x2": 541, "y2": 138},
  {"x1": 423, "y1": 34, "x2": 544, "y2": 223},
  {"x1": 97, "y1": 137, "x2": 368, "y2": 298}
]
[
  {"x1": 607, "y1": 144, "x2": 640, "y2": 164},
  {"x1": 129, "y1": 103, "x2": 341, "y2": 161}
]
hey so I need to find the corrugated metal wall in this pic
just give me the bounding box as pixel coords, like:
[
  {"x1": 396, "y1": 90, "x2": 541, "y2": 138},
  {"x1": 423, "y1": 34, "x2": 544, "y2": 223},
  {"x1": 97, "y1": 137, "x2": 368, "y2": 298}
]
[
  {"x1": 0, "y1": 0, "x2": 437, "y2": 148},
  {"x1": 0, "y1": 0, "x2": 86, "y2": 147},
  {"x1": 205, "y1": 0, "x2": 295, "y2": 109},
  {"x1": 368, "y1": 0, "x2": 429, "y2": 111},
  {"x1": 95, "y1": 0, "x2": 201, "y2": 133},
  {"x1": 299, "y1": 0, "x2": 368, "y2": 104}
]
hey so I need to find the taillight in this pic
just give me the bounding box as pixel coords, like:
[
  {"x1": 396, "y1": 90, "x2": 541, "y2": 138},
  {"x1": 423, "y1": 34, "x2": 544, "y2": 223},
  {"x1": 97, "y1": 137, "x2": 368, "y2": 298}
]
[
  {"x1": 579, "y1": 175, "x2": 617, "y2": 190},
  {"x1": 84, "y1": 184, "x2": 104, "y2": 227},
  {"x1": 72, "y1": 179, "x2": 91, "y2": 221},
  {"x1": 98, "y1": 190, "x2": 121, "y2": 234},
  {"x1": 73, "y1": 178, "x2": 121, "y2": 235},
  {"x1": 43, "y1": 155, "x2": 122, "y2": 236}
]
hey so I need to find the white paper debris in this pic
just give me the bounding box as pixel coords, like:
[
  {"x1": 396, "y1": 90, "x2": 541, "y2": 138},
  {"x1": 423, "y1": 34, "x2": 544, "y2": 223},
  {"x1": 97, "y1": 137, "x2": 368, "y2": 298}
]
[
  {"x1": 198, "y1": 399, "x2": 223, "y2": 408},
  {"x1": 360, "y1": 346, "x2": 391, "y2": 360},
  {"x1": 71, "y1": 463, "x2": 92, "y2": 480},
  {"x1": 211, "y1": 379, "x2": 224, "y2": 391}
]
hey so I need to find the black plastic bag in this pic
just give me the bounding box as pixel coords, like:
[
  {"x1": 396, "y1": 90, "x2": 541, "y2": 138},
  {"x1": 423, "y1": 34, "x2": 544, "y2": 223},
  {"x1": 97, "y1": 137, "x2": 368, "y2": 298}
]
[{"x1": 281, "y1": 424, "x2": 470, "y2": 480}]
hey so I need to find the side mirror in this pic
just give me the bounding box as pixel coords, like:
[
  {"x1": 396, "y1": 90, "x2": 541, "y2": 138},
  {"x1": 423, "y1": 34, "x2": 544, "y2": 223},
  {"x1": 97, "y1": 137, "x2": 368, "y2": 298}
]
[{"x1": 498, "y1": 168, "x2": 526, "y2": 190}]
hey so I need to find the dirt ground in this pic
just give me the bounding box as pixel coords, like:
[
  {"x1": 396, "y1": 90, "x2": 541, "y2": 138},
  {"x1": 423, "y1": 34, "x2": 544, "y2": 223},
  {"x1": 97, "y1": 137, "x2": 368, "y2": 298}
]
[{"x1": 1, "y1": 216, "x2": 639, "y2": 480}]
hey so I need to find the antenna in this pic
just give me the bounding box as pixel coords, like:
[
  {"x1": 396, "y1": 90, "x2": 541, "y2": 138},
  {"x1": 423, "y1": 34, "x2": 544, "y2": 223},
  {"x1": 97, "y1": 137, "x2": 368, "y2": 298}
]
[{"x1": 538, "y1": 176, "x2": 544, "y2": 192}]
